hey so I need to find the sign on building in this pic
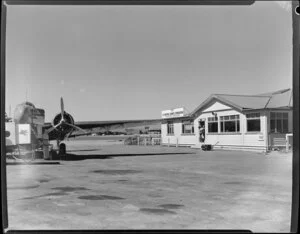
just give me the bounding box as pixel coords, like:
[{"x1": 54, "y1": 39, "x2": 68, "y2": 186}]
[
  {"x1": 161, "y1": 107, "x2": 187, "y2": 119},
  {"x1": 258, "y1": 133, "x2": 264, "y2": 141}
]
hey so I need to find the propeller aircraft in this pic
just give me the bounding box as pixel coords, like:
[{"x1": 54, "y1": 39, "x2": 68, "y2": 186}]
[{"x1": 11, "y1": 97, "x2": 161, "y2": 156}]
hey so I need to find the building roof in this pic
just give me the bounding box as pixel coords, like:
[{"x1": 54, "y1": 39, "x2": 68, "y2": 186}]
[
  {"x1": 257, "y1": 88, "x2": 291, "y2": 96},
  {"x1": 190, "y1": 88, "x2": 292, "y2": 117},
  {"x1": 263, "y1": 89, "x2": 293, "y2": 108},
  {"x1": 215, "y1": 94, "x2": 271, "y2": 110}
]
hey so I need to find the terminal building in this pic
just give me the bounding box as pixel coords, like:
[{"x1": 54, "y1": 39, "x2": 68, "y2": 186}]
[{"x1": 161, "y1": 89, "x2": 293, "y2": 152}]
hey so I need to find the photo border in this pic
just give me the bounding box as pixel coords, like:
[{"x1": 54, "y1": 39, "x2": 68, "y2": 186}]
[{"x1": 1, "y1": 1, "x2": 298, "y2": 233}]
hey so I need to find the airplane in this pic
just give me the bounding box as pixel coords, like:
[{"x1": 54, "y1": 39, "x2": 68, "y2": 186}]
[{"x1": 11, "y1": 97, "x2": 162, "y2": 156}]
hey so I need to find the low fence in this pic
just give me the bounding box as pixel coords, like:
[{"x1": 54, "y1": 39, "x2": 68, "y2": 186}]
[
  {"x1": 124, "y1": 135, "x2": 161, "y2": 146},
  {"x1": 269, "y1": 133, "x2": 293, "y2": 152}
]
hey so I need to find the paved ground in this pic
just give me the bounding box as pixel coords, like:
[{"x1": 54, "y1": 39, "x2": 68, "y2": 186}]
[{"x1": 6, "y1": 141, "x2": 292, "y2": 232}]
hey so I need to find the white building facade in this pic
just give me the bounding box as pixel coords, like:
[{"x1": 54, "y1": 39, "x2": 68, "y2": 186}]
[{"x1": 161, "y1": 89, "x2": 293, "y2": 152}]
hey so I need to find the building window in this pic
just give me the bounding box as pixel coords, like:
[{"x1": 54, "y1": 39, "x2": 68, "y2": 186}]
[
  {"x1": 270, "y1": 112, "x2": 289, "y2": 133},
  {"x1": 220, "y1": 115, "x2": 240, "y2": 133},
  {"x1": 208, "y1": 116, "x2": 218, "y2": 133},
  {"x1": 182, "y1": 120, "x2": 194, "y2": 134},
  {"x1": 246, "y1": 113, "x2": 261, "y2": 132},
  {"x1": 167, "y1": 122, "x2": 174, "y2": 135}
]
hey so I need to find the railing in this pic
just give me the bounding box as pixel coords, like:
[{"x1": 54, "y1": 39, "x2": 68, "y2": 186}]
[
  {"x1": 268, "y1": 133, "x2": 293, "y2": 152},
  {"x1": 124, "y1": 135, "x2": 161, "y2": 146}
]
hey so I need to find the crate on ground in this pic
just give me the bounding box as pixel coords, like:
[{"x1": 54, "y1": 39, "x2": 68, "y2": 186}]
[{"x1": 201, "y1": 144, "x2": 212, "y2": 151}]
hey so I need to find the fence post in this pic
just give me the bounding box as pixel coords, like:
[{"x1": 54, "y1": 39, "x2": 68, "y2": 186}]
[
  {"x1": 286, "y1": 134, "x2": 289, "y2": 152},
  {"x1": 176, "y1": 138, "x2": 178, "y2": 147},
  {"x1": 137, "y1": 136, "x2": 140, "y2": 145},
  {"x1": 286, "y1": 133, "x2": 292, "y2": 152}
]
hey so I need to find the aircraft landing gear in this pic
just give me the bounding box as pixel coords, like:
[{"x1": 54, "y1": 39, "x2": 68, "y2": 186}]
[
  {"x1": 59, "y1": 143, "x2": 66, "y2": 155},
  {"x1": 49, "y1": 149, "x2": 58, "y2": 160},
  {"x1": 59, "y1": 143, "x2": 67, "y2": 160}
]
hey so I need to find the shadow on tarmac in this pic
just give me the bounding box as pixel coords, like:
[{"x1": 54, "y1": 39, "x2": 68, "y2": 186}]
[
  {"x1": 54, "y1": 152, "x2": 195, "y2": 161},
  {"x1": 66, "y1": 149, "x2": 101, "y2": 152},
  {"x1": 58, "y1": 153, "x2": 112, "y2": 161}
]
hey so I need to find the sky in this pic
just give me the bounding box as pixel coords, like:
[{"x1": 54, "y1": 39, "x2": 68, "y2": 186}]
[{"x1": 5, "y1": 1, "x2": 293, "y2": 122}]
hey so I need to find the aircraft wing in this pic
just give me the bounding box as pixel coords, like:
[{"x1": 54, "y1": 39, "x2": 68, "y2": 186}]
[
  {"x1": 43, "y1": 118, "x2": 162, "y2": 140},
  {"x1": 44, "y1": 118, "x2": 162, "y2": 129},
  {"x1": 74, "y1": 119, "x2": 162, "y2": 129}
]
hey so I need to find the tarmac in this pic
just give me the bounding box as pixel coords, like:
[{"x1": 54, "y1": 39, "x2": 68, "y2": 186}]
[{"x1": 5, "y1": 139, "x2": 292, "y2": 232}]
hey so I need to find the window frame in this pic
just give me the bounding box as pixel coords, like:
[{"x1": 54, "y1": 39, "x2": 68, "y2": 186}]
[
  {"x1": 270, "y1": 112, "x2": 289, "y2": 133},
  {"x1": 167, "y1": 122, "x2": 174, "y2": 135},
  {"x1": 181, "y1": 120, "x2": 194, "y2": 135},
  {"x1": 246, "y1": 112, "x2": 261, "y2": 132},
  {"x1": 220, "y1": 114, "x2": 240, "y2": 133},
  {"x1": 207, "y1": 116, "x2": 218, "y2": 133}
]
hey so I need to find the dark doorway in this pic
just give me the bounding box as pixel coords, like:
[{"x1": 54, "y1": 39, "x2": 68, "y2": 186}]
[{"x1": 199, "y1": 120, "x2": 205, "y2": 143}]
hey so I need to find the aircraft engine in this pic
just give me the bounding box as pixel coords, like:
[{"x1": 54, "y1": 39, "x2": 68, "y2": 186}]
[
  {"x1": 46, "y1": 97, "x2": 86, "y2": 139},
  {"x1": 52, "y1": 112, "x2": 75, "y2": 133}
]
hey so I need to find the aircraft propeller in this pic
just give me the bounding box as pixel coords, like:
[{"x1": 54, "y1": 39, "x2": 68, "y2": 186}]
[
  {"x1": 46, "y1": 97, "x2": 86, "y2": 136},
  {"x1": 60, "y1": 97, "x2": 64, "y2": 121},
  {"x1": 63, "y1": 122, "x2": 87, "y2": 133}
]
